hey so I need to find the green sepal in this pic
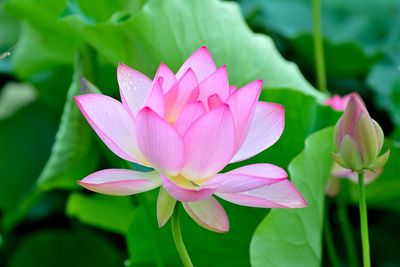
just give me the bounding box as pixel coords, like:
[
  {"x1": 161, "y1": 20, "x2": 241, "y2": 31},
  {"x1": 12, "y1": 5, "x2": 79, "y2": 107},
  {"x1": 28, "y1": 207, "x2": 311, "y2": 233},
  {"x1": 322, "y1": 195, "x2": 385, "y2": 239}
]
[{"x1": 368, "y1": 149, "x2": 390, "y2": 170}]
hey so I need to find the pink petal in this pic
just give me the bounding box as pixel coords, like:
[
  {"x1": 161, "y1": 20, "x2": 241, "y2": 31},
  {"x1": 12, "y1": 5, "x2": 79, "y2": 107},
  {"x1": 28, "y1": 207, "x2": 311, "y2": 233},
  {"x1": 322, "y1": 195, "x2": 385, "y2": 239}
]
[
  {"x1": 157, "y1": 187, "x2": 176, "y2": 227},
  {"x1": 164, "y1": 69, "x2": 199, "y2": 123},
  {"x1": 136, "y1": 107, "x2": 185, "y2": 176},
  {"x1": 161, "y1": 176, "x2": 218, "y2": 202},
  {"x1": 117, "y1": 63, "x2": 152, "y2": 116},
  {"x1": 324, "y1": 94, "x2": 351, "y2": 112},
  {"x1": 331, "y1": 162, "x2": 382, "y2": 184},
  {"x1": 347, "y1": 169, "x2": 381, "y2": 184},
  {"x1": 230, "y1": 102, "x2": 285, "y2": 163},
  {"x1": 181, "y1": 105, "x2": 236, "y2": 180},
  {"x1": 207, "y1": 94, "x2": 224, "y2": 110},
  {"x1": 183, "y1": 197, "x2": 229, "y2": 233},
  {"x1": 227, "y1": 80, "x2": 262, "y2": 150},
  {"x1": 174, "y1": 101, "x2": 206, "y2": 136},
  {"x1": 331, "y1": 162, "x2": 353, "y2": 178},
  {"x1": 211, "y1": 164, "x2": 288, "y2": 193},
  {"x1": 153, "y1": 63, "x2": 176, "y2": 93},
  {"x1": 142, "y1": 78, "x2": 165, "y2": 117},
  {"x1": 176, "y1": 46, "x2": 216, "y2": 82},
  {"x1": 78, "y1": 169, "x2": 161, "y2": 196},
  {"x1": 198, "y1": 66, "x2": 229, "y2": 108},
  {"x1": 229, "y1": 86, "x2": 237, "y2": 95},
  {"x1": 75, "y1": 94, "x2": 144, "y2": 163},
  {"x1": 216, "y1": 180, "x2": 307, "y2": 208}
]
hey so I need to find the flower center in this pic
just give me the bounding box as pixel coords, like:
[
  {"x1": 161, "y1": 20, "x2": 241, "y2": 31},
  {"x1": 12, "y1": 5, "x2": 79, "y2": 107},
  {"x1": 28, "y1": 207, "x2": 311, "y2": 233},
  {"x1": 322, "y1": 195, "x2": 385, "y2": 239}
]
[{"x1": 168, "y1": 175, "x2": 210, "y2": 189}]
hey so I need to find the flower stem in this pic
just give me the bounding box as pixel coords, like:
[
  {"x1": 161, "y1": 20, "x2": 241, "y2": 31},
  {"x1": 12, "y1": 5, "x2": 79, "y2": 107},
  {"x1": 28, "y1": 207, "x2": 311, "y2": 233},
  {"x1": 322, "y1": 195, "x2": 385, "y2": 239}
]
[
  {"x1": 323, "y1": 199, "x2": 341, "y2": 267},
  {"x1": 358, "y1": 172, "x2": 371, "y2": 267},
  {"x1": 171, "y1": 204, "x2": 193, "y2": 267},
  {"x1": 337, "y1": 180, "x2": 359, "y2": 267},
  {"x1": 312, "y1": 0, "x2": 327, "y2": 92}
]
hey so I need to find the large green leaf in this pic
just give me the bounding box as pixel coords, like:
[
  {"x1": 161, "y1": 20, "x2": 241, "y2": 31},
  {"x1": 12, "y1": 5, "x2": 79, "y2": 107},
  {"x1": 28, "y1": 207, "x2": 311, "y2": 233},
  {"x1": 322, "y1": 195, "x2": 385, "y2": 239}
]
[
  {"x1": 62, "y1": 0, "x2": 322, "y2": 99},
  {"x1": 0, "y1": 100, "x2": 58, "y2": 211},
  {"x1": 4, "y1": 0, "x2": 80, "y2": 77},
  {"x1": 0, "y1": 3, "x2": 19, "y2": 73},
  {"x1": 37, "y1": 54, "x2": 100, "y2": 190},
  {"x1": 250, "y1": 127, "x2": 335, "y2": 267},
  {"x1": 67, "y1": 193, "x2": 135, "y2": 234},
  {"x1": 9, "y1": 229, "x2": 123, "y2": 267}
]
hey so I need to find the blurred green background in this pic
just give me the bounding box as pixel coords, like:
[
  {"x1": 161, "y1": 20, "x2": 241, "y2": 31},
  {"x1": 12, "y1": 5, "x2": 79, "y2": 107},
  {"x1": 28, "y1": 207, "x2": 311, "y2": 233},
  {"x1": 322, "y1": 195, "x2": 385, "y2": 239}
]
[{"x1": 0, "y1": 0, "x2": 399, "y2": 266}]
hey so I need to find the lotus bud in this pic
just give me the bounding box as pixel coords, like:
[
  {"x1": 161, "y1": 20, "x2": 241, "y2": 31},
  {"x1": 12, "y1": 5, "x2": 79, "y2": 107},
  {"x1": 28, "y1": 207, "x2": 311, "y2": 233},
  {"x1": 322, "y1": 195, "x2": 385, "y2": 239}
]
[{"x1": 333, "y1": 93, "x2": 390, "y2": 172}]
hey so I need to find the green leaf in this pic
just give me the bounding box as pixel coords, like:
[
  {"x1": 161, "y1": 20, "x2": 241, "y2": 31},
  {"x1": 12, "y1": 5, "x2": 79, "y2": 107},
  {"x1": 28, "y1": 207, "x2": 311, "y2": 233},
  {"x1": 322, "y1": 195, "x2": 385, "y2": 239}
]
[
  {"x1": 67, "y1": 193, "x2": 135, "y2": 234},
  {"x1": 9, "y1": 229, "x2": 123, "y2": 267},
  {"x1": 250, "y1": 127, "x2": 335, "y2": 267},
  {"x1": 62, "y1": 0, "x2": 146, "y2": 23},
  {"x1": 37, "y1": 53, "x2": 100, "y2": 190},
  {"x1": 0, "y1": 3, "x2": 19, "y2": 73},
  {"x1": 0, "y1": 101, "x2": 58, "y2": 211},
  {"x1": 4, "y1": 0, "x2": 81, "y2": 77},
  {"x1": 62, "y1": 0, "x2": 322, "y2": 99}
]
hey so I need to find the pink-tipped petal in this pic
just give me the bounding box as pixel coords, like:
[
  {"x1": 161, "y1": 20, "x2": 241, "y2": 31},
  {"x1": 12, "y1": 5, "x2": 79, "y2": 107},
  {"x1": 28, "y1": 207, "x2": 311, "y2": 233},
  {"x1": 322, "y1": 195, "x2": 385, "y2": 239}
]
[
  {"x1": 164, "y1": 69, "x2": 199, "y2": 123},
  {"x1": 331, "y1": 162, "x2": 353, "y2": 178},
  {"x1": 174, "y1": 101, "x2": 206, "y2": 136},
  {"x1": 136, "y1": 108, "x2": 185, "y2": 176},
  {"x1": 211, "y1": 164, "x2": 288, "y2": 193},
  {"x1": 117, "y1": 63, "x2": 152, "y2": 116},
  {"x1": 227, "y1": 80, "x2": 262, "y2": 149},
  {"x1": 75, "y1": 94, "x2": 144, "y2": 163},
  {"x1": 153, "y1": 63, "x2": 176, "y2": 93},
  {"x1": 181, "y1": 105, "x2": 236, "y2": 180},
  {"x1": 161, "y1": 176, "x2": 218, "y2": 202},
  {"x1": 229, "y1": 85, "x2": 237, "y2": 95},
  {"x1": 157, "y1": 187, "x2": 176, "y2": 227},
  {"x1": 198, "y1": 66, "x2": 229, "y2": 107},
  {"x1": 176, "y1": 46, "x2": 216, "y2": 82},
  {"x1": 216, "y1": 180, "x2": 307, "y2": 208},
  {"x1": 331, "y1": 162, "x2": 382, "y2": 185},
  {"x1": 207, "y1": 94, "x2": 224, "y2": 110},
  {"x1": 230, "y1": 102, "x2": 285, "y2": 163},
  {"x1": 183, "y1": 197, "x2": 229, "y2": 233},
  {"x1": 324, "y1": 94, "x2": 351, "y2": 112},
  {"x1": 78, "y1": 169, "x2": 161, "y2": 196},
  {"x1": 143, "y1": 78, "x2": 165, "y2": 117}
]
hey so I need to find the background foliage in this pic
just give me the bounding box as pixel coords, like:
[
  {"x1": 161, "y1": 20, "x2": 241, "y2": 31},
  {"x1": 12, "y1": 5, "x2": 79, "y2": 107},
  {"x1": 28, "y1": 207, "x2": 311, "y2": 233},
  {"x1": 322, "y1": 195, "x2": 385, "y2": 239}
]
[{"x1": 0, "y1": 0, "x2": 399, "y2": 266}]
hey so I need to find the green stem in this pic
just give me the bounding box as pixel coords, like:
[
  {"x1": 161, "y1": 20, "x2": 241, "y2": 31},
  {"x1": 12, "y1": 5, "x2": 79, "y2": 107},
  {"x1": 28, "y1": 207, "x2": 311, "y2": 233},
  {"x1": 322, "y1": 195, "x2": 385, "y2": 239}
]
[
  {"x1": 312, "y1": 0, "x2": 327, "y2": 92},
  {"x1": 337, "y1": 180, "x2": 359, "y2": 267},
  {"x1": 323, "y1": 199, "x2": 341, "y2": 267},
  {"x1": 171, "y1": 204, "x2": 193, "y2": 267},
  {"x1": 358, "y1": 172, "x2": 371, "y2": 267}
]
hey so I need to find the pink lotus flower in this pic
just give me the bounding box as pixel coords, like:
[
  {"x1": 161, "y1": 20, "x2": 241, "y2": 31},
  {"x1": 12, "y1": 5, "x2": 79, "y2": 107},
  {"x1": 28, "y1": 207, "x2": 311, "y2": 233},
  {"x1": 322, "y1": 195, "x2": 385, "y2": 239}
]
[{"x1": 75, "y1": 47, "x2": 306, "y2": 232}]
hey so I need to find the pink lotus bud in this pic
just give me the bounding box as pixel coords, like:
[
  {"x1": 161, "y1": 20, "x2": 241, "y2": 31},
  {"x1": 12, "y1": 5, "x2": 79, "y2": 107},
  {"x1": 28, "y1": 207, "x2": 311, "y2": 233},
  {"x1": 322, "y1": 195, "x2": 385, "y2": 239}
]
[{"x1": 333, "y1": 94, "x2": 390, "y2": 172}]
